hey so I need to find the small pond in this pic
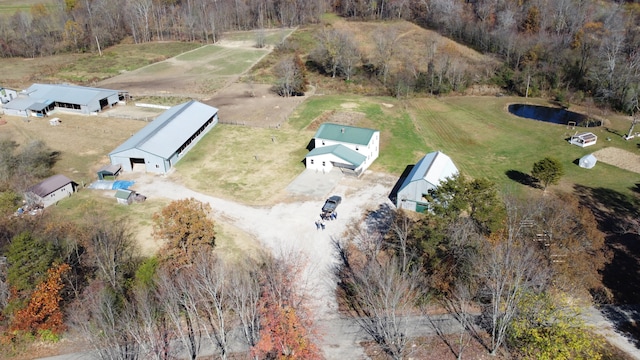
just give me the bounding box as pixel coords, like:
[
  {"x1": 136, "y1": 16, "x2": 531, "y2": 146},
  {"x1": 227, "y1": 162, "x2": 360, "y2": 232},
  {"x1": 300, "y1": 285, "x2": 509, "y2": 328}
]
[{"x1": 508, "y1": 104, "x2": 601, "y2": 127}]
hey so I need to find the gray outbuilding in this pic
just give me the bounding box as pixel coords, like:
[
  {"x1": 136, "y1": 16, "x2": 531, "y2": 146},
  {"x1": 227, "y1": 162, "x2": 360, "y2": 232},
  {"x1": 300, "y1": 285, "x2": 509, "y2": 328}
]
[
  {"x1": 396, "y1": 151, "x2": 459, "y2": 212},
  {"x1": 2, "y1": 83, "x2": 125, "y2": 117},
  {"x1": 25, "y1": 174, "x2": 76, "y2": 208},
  {"x1": 109, "y1": 100, "x2": 219, "y2": 174}
]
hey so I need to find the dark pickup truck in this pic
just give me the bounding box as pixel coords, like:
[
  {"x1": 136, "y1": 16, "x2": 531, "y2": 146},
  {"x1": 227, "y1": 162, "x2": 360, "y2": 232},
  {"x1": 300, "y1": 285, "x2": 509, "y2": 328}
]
[{"x1": 321, "y1": 195, "x2": 342, "y2": 218}]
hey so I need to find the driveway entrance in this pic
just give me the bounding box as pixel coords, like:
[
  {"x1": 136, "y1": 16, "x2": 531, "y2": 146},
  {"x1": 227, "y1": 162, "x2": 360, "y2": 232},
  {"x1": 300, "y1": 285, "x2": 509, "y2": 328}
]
[{"x1": 285, "y1": 168, "x2": 343, "y2": 198}]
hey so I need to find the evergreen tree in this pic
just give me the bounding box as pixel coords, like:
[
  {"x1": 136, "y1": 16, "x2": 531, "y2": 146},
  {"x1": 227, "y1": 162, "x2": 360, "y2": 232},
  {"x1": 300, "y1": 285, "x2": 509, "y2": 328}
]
[
  {"x1": 531, "y1": 157, "x2": 564, "y2": 191},
  {"x1": 7, "y1": 232, "x2": 59, "y2": 294}
]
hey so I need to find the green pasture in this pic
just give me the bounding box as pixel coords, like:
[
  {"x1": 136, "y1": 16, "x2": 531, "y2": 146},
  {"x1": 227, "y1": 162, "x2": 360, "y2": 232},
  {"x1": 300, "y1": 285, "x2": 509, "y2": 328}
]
[
  {"x1": 0, "y1": 0, "x2": 53, "y2": 14},
  {"x1": 222, "y1": 28, "x2": 295, "y2": 47},
  {"x1": 57, "y1": 42, "x2": 201, "y2": 83},
  {"x1": 174, "y1": 125, "x2": 310, "y2": 205},
  {"x1": 287, "y1": 95, "x2": 639, "y2": 197},
  {"x1": 176, "y1": 45, "x2": 227, "y2": 61}
]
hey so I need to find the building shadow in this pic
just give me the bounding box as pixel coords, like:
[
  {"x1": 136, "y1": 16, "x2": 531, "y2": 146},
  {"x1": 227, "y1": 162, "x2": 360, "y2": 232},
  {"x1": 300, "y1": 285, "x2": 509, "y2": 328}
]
[{"x1": 389, "y1": 165, "x2": 414, "y2": 205}]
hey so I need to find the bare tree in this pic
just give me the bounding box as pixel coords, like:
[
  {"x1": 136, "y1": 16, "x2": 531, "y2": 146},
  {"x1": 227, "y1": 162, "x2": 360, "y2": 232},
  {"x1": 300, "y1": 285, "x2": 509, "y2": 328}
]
[
  {"x1": 370, "y1": 28, "x2": 398, "y2": 85},
  {"x1": 273, "y1": 53, "x2": 307, "y2": 97},
  {"x1": 335, "y1": 223, "x2": 425, "y2": 360},
  {"x1": 190, "y1": 252, "x2": 233, "y2": 360},
  {"x1": 83, "y1": 216, "x2": 139, "y2": 293},
  {"x1": 475, "y1": 202, "x2": 550, "y2": 355},
  {"x1": 125, "y1": 287, "x2": 172, "y2": 360},
  {"x1": 227, "y1": 257, "x2": 261, "y2": 355},
  {"x1": 156, "y1": 266, "x2": 205, "y2": 360},
  {"x1": 68, "y1": 280, "x2": 140, "y2": 360}
]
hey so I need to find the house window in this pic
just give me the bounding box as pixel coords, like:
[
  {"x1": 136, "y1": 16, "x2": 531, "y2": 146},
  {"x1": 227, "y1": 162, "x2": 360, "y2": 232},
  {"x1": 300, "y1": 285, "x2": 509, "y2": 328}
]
[
  {"x1": 310, "y1": 159, "x2": 314, "y2": 165},
  {"x1": 322, "y1": 161, "x2": 326, "y2": 166}
]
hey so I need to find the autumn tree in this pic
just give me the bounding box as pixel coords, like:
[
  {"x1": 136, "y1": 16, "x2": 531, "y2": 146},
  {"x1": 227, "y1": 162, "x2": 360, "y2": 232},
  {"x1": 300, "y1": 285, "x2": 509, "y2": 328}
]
[
  {"x1": 152, "y1": 198, "x2": 216, "y2": 265},
  {"x1": 508, "y1": 292, "x2": 604, "y2": 359},
  {"x1": 513, "y1": 194, "x2": 607, "y2": 296},
  {"x1": 531, "y1": 157, "x2": 564, "y2": 191},
  {"x1": 9, "y1": 263, "x2": 70, "y2": 339},
  {"x1": 252, "y1": 252, "x2": 321, "y2": 360}
]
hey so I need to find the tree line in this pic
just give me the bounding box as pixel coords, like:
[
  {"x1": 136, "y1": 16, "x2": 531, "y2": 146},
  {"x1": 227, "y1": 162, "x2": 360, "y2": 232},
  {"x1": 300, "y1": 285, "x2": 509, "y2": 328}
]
[
  {"x1": 335, "y1": 173, "x2": 610, "y2": 358},
  {"x1": 0, "y1": 0, "x2": 327, "y2": 58},
  {"x1": 1, "y1": 1, "x2": 636, "y2": 112},
  {"x1": 0, "y1": 197, "x2": 323, "y2": 358},
  {"x1": 331, "y1": 0, "x2": 640, "y2": 113}
]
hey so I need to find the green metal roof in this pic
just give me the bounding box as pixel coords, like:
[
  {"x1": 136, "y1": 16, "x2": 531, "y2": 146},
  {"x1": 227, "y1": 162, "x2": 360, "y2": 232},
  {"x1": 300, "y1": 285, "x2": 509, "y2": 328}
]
[
  {"x1": 314, "y1": 123, "x2": 377, "y2": 146},
  {"x1": 305, "y1": 144, "x2": 367, "y2": 167},
  {"x1": 114, "y1": 189, "x2": 133, "y2": 200}
]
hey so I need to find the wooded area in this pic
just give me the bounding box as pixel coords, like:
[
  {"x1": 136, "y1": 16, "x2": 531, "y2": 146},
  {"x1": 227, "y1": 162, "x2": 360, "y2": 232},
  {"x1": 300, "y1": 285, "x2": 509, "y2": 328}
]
[{"x1": 0, "y1": 0, "x2": 637, "y2": 112}]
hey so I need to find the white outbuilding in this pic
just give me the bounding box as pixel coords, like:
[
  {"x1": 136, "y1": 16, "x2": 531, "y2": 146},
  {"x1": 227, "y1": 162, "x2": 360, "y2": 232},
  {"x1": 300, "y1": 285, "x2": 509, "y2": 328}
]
[
  {"x1": 569, "y1": 132, "x2": 597, "y2": 147},
  {"x1": 579, "y1": 153, "x2": 597, "y2": 169},
  {"x1": 396, "y1": 151, "x2": 459, "y2": 212},
  {"x1": 109, "y1": 100, "x2": 218, "y2": 174},
  {"x1": 304, "y1": 123, "x2": 379, "y2": 176}
]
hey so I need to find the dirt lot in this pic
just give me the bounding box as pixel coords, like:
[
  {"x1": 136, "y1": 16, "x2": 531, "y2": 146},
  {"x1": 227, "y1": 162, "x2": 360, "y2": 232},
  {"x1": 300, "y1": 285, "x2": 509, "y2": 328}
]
[{"x1": 593, "y1": 147, "x2": 640, "y2": 174}]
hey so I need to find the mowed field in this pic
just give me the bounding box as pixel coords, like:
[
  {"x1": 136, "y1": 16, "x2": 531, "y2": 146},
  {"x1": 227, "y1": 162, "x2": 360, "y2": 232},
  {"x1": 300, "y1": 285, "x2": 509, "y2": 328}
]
[{"x1": 0, "y1": 21, "x2": 638, "y2": 256}]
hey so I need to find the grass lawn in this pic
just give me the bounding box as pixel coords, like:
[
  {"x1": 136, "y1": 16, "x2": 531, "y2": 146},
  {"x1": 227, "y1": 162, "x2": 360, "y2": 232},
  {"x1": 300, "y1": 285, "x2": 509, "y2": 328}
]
[
  {"x1": 56, "y1": 42, "x2": 202, "y2": 83},
  {"x1": 287, "y1": 94, "x2": 640, "y2": 198},
  {"x1": 173, "y1": 124, "x2": 311, "y2": 205},
  {"x1": 0, "y1": 0, "x2": 54, "y2": 14}
]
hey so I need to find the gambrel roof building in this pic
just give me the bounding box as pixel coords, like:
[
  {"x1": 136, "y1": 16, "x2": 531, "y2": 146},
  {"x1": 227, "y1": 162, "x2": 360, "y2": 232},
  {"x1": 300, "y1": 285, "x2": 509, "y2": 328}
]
[{"x1": 396, "y1": 151, "x2": 459, "y2": 212}]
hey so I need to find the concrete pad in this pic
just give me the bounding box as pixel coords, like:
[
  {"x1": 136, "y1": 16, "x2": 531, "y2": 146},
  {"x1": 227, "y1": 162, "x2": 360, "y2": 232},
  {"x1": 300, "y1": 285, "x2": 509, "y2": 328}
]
[{"x1": 286, "y1": 168, "x2": 343, "y2": 198}]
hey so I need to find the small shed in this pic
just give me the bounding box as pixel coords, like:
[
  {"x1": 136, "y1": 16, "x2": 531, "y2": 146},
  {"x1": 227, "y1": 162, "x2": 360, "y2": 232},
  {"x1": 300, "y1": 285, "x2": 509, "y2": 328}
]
[
  {"x1": 114, "y1": 189, "x2": 134, "y2": 205},
  {"x1": 97, "y1": 164, "x2": 122, "y2": 180},
  {"x1": 569, "y1": 132, "x2": 597, "y2": 147},
  {"x1": 25, "y1": 174, "x2": 76, "y2": 208},
  {"x1": 579, "y1": 153, "x2": 597, "y2": 169}
]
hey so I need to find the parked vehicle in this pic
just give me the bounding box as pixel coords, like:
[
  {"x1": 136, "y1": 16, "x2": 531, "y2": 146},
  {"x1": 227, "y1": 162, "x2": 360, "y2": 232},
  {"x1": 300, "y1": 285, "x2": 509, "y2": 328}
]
[{"x1": 321, "y1": 195, "x2": 342, "y2": 219}]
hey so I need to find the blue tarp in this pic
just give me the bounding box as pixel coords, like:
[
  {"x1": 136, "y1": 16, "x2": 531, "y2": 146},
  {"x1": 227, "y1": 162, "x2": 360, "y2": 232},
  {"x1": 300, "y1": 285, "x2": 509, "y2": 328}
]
[{"x1": 112, "y1": 180, "x2": 134, "y2": 190}]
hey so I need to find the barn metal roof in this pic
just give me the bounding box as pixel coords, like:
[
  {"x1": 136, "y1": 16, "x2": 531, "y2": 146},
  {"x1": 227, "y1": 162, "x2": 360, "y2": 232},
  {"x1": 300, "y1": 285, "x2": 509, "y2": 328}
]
[
  {"x1": 114, "y1": 189, "x2": 133, "y2": 200},
  {"x1": 109, "y1": 100, "x2": 218, "y2": 159},
  {"x1": 27, "y1": 174, "x2": 74, "y2": 197},
  {"x1": 97, "y1": 164, "x2": 122, "y2": 175},
  {"x1": 25, "y1": 83, "x2": 119, "y2": 106},
  {"x1": 314, "y1": 123, "x2": 378, "y2": 145},
  {"x1": 305, "y1": 144, "x2": 367, "y2": 166},
  {"x1": 403, "y1": 151, "x2": 458, "y2": 189},
  {"x1": 2, "y1": 95, "x2": 38, "y2": 111}
]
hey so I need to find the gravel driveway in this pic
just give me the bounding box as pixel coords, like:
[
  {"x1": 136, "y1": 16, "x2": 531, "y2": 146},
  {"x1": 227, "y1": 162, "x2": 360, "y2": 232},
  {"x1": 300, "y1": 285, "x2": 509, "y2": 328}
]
[{"x1": 131, "y1": 170, "x2": 398, "y2": 358}]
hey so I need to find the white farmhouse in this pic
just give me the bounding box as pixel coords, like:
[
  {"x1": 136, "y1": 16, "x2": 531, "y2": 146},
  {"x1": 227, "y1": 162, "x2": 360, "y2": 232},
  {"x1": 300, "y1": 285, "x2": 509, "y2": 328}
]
[
  {"x1": 305, "y1": 123, "x2": 379, "y2": 176},
  {"x1": 396, "y1": 151, "x2": 458, "y2": 212}
]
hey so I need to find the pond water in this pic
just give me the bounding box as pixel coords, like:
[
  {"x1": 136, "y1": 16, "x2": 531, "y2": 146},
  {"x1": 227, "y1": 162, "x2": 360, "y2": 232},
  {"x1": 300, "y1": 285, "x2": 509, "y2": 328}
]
[{"x1": 508, "y1": 104, "x2": 601, "y2": 127}]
